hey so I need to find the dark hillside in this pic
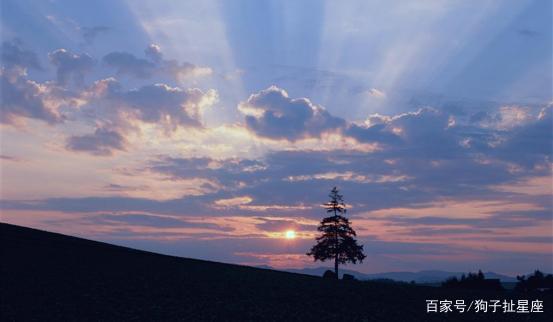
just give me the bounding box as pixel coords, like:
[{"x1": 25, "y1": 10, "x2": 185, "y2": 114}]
[{"x1": 1, "y1": 223, "x2": 551, "y2": 321}]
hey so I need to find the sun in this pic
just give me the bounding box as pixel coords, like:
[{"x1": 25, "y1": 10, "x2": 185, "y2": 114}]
[{"x1": 285, "y1": 230, "x2": 296, "y2": 239}]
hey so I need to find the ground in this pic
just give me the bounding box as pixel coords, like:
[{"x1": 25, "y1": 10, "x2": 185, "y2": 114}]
[{"x1": 1, "y1": 223, "x2": 551, "y2": 321}]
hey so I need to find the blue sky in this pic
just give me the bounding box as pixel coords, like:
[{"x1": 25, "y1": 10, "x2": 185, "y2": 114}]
[{"x1": 1, "y1": 0, "x2": 551, "y2": 275}]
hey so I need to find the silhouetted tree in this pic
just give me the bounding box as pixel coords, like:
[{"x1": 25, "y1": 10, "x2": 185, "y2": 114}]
[
  {"x1": 477, "y1": 270, "x2": 484, "y2": 280},
  {"x1": 442, "y1": 276, "x2": 459, "y2": 288},
  {"x1": 307, "y1": 187, "x2": 366, "y2": 278},
  {"x1": 515, "y1": 270, "x2": 553, "y2": 292},
  {"x1": 323, "y1": 270, "x2": 337, "y2": 279}
]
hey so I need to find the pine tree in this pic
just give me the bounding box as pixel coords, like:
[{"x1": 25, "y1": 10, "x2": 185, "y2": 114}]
[{"x1": 307, "y1": 187, "x2": 366, "y2": 278}]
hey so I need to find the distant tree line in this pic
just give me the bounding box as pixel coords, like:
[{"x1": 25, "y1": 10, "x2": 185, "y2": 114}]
[
  {"x1": 442, "y1": 270, "x2": 553, "y2": 292},
  {"x1": 442, "y1": 270, "x2": 503, "y2": 291},
  {"x1": 515, "y1": 270, "x2": 553, "y2": 292}
]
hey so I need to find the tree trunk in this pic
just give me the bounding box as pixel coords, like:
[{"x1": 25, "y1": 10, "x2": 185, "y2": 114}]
[
  {"x1": 334, "y1": 256, "x2": 338, "y2": 278},
  {"x1": 334, "y1": 207, "x2": 338, "y2": 279}
]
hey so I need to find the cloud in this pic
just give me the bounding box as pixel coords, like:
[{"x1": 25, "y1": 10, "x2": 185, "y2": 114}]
[
  {"x1": 144, "y1": 44, "x2": 163, "y2": 63},
  {"x1": 81, "y1": 26, "x2": 110, "y2": 44},
  {"x1": 345, "y1": 108, "x2": 465, "y2": 157},
  {"x1": 0, "y1": 154, "x2": 23, "y2": 162},
  {"x1": 382, "y1": 212, "x2": 547, "y2": 231},
  {"x1": 142, "y1": 133, "x2": 547, "y2": 214},
  {"x1": 66, "y1": 127, "x2": 126, "y2": 156},
  {"x1": 493, "y1": 106, "x2": 552, "y2": 167},
  {"x1": 285, "y1": 171, "x2": 410, "y2": 184},
  {"x1": 120, "y1": 83, "x2": 217, "y2": 128},
  {"x1": 103, "y1": 44, "x2": 212, "y2": 80},
  {"x1": 18, "y1": 97, "x2": 546, "y2": 213},
  {"x1": 87, "y1": 78, "x2": 218, "y2": 130},
  {"x1": 236, "y1": 88, "x2": 461, "y2": 153},
  {"x1": 0, "y1": 68, "x2": 63, "y2": 124},
  {"x1": 164, "y1": 60, "x2": 213, "y2": 80},
  {"x1": 148, "y1": 156, "x2": 265, "y2": 190},
  {"x1": 255, "y1": 218, "x2": 316, "y2": 232},
  {"x1": 213, "y1": 196, "x2": 253, "y2": 208},
  {"x1": 470, "y1": 106, "x2": 534, "y2": 130},
  {"x1": 144, "y1": 154, "x2": 404, "y2": 214},
  {"x1": 104, "y1": 183, "x2": 149, "y2": 192},
  {"x1": 44, "y1": 77, "x2": 219, "y2": 156},
  {"x1": 239, "y1": 86, "x2": 345, "y2": 141},
  {"x1": 1, "y1": 40, "x2": 42, "y2": 70},
  {"x1": 89, "y1": 213, "x2": 234, "y2": 231},
  {"x1": 344, "y1": 122, "x2": 401, "y2": 145},
  {"x1": 366, "y1": 88, "x2": 386, "y2": 98},
  {"x1": 384, "y1": 108, "x2": 464, "y2": 157},
  {"x1": 488, "y1": 236, "x2": 552, "y2": 244},
  {"x1": 48, "y1": 49, "x2": 95, "y2": 85},
  {"x1": 102, "y1": 52, "x2": 156, "y2": 78}
]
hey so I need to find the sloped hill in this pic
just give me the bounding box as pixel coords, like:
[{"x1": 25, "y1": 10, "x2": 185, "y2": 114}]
[{"x1": 1, "y1": 223, "x2": 550, "y2": 321}]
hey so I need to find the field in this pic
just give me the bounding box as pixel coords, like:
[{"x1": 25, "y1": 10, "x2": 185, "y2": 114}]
[{"x1": 1, "y1": 223, "x2": 551, "y2": 321}]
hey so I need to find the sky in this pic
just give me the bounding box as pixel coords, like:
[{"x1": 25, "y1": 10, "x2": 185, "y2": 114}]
[{"x1": 0, "y1": 0, "x2": 551, "y2": 276}]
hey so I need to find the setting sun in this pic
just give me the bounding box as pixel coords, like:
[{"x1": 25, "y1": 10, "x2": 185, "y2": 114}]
[{"x1": 285, "y1": 230, "x2": 296, "y2": 239}]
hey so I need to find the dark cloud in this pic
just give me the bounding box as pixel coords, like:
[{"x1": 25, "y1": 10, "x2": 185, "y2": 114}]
[
  {"x1": 81, "y1": 26, "x2": 110, "y2": 44},
  {"x1": 88, "y1": 78, "x2": 216, "y2": 130},
  {"x1": 145, "y1": 154, "x2": 495, "y2": 215},
  {"x1": 0, "y1": 195, "x2": 217, "y2": 216},
  {"x1": 494, "y1": 106, "x2": 552, "y2": 167},
  {"x1": 384, "y1": 216, "x2": 481, "y2": 226},
  {"x1": 102, "y1": 44, "x2": 211, "y2": 80},
  {"x1": 123, "y1": 84, "x2": 208, "y2": 127},
  {"x1": 337, "y1": 104, "x2": 550, "y2": 168},
  {"x1": 149, "y1": 157, "x2": 266, "y2": 188},
  {"x1": 0, "y1": 154, "x2": 22, "y2": 162},
  {"x1": 148, "y1": 115, "x2": 550, "y2": 210},
  {"x1": 0, "y1": 68, "x2": 62, "y2": 124},
  {"x1": 238, "y1": 88, "x2": 479, "y2": 156},
  {"x1": 149, "y1": 157, "x2": 214, "y2": 176},
  {"x1": 488, "y1": 236, "x2": 552, "y2": 244},
  {"x1": 48, "y1": 49, "x2": 95, "y2": 85},
  {"x1": 239, "y1": 86, "x2": 346, "y2": 141},
  {"x1": 52, "y1": 77, "x2": 217, "y2": 156},
  {"x1": 382, "y1": 213, "x2": 547, "y2": 232},
  {"x1": 488, "y1": 209, "x2": 553, "y2": 222},
  {"x1": 406, "y1": 227, "x2": 496, "y2": 236},
  {"x1": 144, "y1": 44, "x2": 162, "y2": 63},
  {"x1": 1, "y1": 39, "x2": 42, "y2": 70},
  {"x1": 102, "y1": 51, "x2": 156, "y2": 78},
  {"x1": 66, "y1": 127, "x2": 126, "y2": 156},
  {"x1": 345, "y1": 123, "x2": 400, "y2": 145},
  {"x1": 383, "y1": 108, "x2": 465, "y2": 159}
]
